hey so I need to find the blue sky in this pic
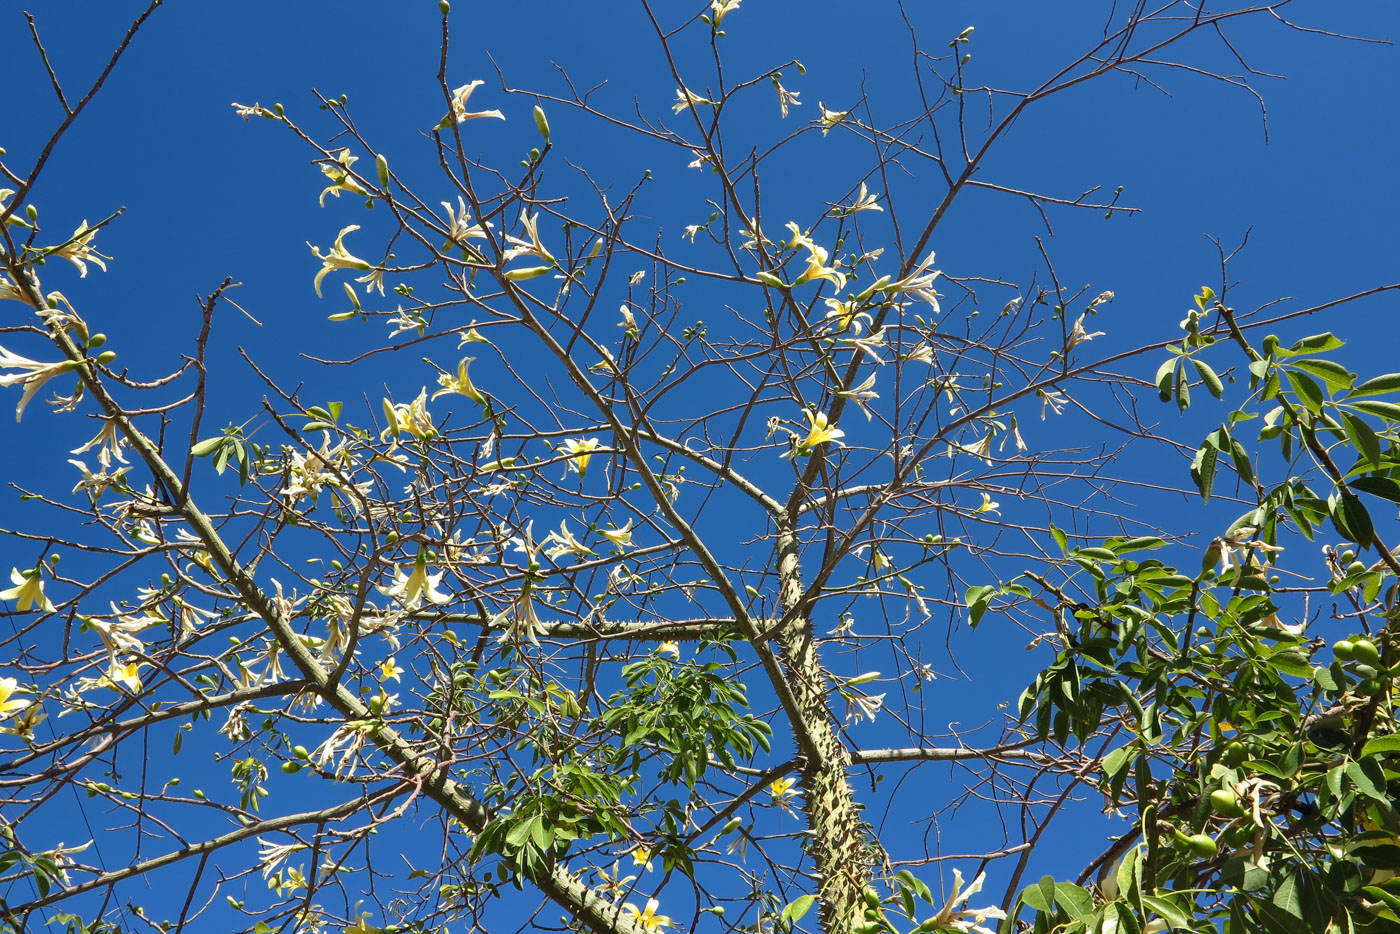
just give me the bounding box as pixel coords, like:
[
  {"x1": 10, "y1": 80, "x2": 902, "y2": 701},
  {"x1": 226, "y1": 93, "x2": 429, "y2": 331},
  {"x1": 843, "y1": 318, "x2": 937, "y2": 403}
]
[{"x1": 2, "y1": 1, "x2": 1399, "y2": 931}]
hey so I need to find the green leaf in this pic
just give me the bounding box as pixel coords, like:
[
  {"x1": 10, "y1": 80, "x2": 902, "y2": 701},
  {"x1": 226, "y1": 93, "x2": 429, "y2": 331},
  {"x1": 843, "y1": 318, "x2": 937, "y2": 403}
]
[
  {"x1": 1349, "y1": 373, "x2": 1400, "y2": 398},
  {"x1": 1190, "y1": 438, "x2": 1220, "y2": 502},
  {"x1": 1114, "y1": 537, "x2": 1166, "y2": 553},
  {"x1": 1285, "y1": 369, "x2": 1326, "y2": 413},
  {"x1": 1349, "y1": 399, "x2": 1400, "y2": 421},
  {"x1": 1286, "y1": 332, "x2": 1344, "y2": 355},
  {"x1": 1190, "y1": 357, "x2": 1224, "y2": 399},
  {"x1": 1054, "y1": 883, "x2": 1095, "y2": 921},
  {"x1": 1330, "y1": 489, "x2": 1375, "y2": 548},
  {"x1": 1361, "y1": 735, "x2": 1400, "y2": 758},
  {"x1": 780, "y1": 895, "x2": 816, "y2": 925},
  {"x1": 1267, "y1": 651, "x2": 1313, "y2": 679},
  {"x1": 1351, "y1": 476, "x2": 1400, "y2": 504},
  {"x1": 1174, "y1": 358, "x2": 1191, "y2": 412},
  {"x1": 1050, "y1": 525, "x2": 1068, "y2": 555},
  {"x1": 1291, "y1": 357, "x2": 1355, "y2": 391},
  {"x1": 1155, "y1": 358, "x2": 1176, "y2": 403},
  {"x1": 1341, "y1": 411, "x2": 1383, "y2": 467}
]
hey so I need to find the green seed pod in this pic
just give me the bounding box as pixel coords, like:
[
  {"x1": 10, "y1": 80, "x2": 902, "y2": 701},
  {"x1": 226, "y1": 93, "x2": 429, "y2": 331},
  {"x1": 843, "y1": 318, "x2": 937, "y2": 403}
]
[
  {"x1": 1210, "y1": 790, "x2": 1245, "y2": 818},
  {"x1": 863, "y1": 887, "x2": 880, "y2": 910},
  {"x1": 1334, "y1": 640, "x2": 1356, "y2": 661},
  {"x1": 293, "y1": 745, "x2": 310, "y2": 759},
  {"x1": 1185, "y1": 833, "x2": 1218, "y2": 858},
  {"x1": 1353, "y1": 639, "x2": 1381, "y2": 667},
  {"x1": 1222, "y1": 742, "x2": 1247, "y2": 768},
  {"x1": 281, "y1": 761, "x2": 301, "y2": 774}
]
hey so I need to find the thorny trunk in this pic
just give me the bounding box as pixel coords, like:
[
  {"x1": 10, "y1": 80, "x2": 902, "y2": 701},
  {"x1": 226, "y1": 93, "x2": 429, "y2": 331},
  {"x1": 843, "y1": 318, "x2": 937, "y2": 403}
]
[{"x1": 775, "y1": 522, "x2": 871, "y2": 934}]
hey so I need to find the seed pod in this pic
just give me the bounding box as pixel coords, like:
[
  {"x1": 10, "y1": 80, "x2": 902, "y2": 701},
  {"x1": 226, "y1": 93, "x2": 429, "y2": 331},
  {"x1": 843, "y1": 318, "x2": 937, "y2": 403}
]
[{"x1": 1210, "y1": 790, "x2": 1245, "y2": 818}]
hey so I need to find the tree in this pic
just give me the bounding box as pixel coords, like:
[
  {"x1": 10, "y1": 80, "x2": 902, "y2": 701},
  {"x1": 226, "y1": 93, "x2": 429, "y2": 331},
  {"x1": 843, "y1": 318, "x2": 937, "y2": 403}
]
[{"x1": 2, "y1": 2, "x2": 1399, "y2": 932}]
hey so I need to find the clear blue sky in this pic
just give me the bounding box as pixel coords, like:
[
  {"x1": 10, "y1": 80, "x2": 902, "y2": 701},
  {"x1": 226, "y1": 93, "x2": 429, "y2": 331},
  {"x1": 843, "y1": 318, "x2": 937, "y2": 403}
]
[{"x1": 2, "y1": 1, "x2": 1398, "y2": 931}]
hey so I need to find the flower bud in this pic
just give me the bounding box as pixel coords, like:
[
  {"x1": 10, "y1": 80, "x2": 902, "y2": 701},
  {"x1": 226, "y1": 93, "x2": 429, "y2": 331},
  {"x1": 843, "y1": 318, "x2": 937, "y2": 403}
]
[
  {"x1": 94, "y1": 351, "x2": 117, "y2": 365},
  {"x1": 533, "y1": 105, "x2": 550, "y2": 141},
  {"x1": 439, "y1": 0, "x2": 449, "y2": 12}
]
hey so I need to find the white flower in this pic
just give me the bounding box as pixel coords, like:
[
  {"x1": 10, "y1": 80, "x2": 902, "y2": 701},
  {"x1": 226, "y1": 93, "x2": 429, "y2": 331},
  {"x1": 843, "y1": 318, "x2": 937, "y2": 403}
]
[
  {"x1": 543, "y1": 520, "x2": 595, "y2": 561},
  {"x1": 441, "y1": 197, "x2": 492, "y2": 248},
  {"x1": 502, "y1": 212, "x2": 557, "y2": 266},
  {"x1": 71, "y1": 417, "x2": 129, "y2": 469},
  {"x1": 46, "y1": 221, "x2": 111, "y2": 276},
  {"x1": 835, "y1": 372, "x2": 879, "y2": 421},
  {"x1": 0, "y1": 678, "x2": 32, "y2": 719},
  {"x1": 622, "y1": 898, "x2": 672, "y2": 932},
  {"x1": 309, "y1": 225, "x2": 373, "y2": 298},
  {"x1": 559, "y1": 437, "x2": 602, "y2": 479},
  {"x1": 493, "y1": 582, "x2": 546, "y2": 646},
  {"x1": 889, "y1": 251, "x2": 941, "y2": 310},
  {"x1": 838, "y1": 182, "x2": 883, "y2": 215},
  {"x1": 1066, "y1": 314, "x2": 1105, "y2": 350},
  {"x1": 0, "y1": 567, "x2": 54, "y2": 613},
  {"x1": 927, "y1": 869, "x2": 1007, "y2": 934},
  {"x1": 817, "y1": 102, "x2": 848, "y2": 135},
  {"x1": 438, "y1": 80, "x2": 505, "y2": 128},
  {"x1": 0, "y1": 344, "x2": 80, "y2": 421},
  {"x1": 673, "y1": 87, "x2": 716, "y2": 114},
  {"x1": 971, "y1": 492, "x2": 1000, "y2": 515},
  {"x1": 710, "y1": 0, "x2": 741, "y2": 26},
  {"x1": 318, "y1": 149, "x2": 368, "y2": 207},
  {"x1": 377, "y1": 550, "x2": 452, "y2": 609},
  {"x1": 599, "y1": 521, "x2": 634, "y2": 553}
]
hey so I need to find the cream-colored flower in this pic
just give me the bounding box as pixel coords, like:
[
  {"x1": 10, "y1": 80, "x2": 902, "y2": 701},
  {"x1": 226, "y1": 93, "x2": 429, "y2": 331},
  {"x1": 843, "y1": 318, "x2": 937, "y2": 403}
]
[
  {"x1": 817, "y1": 102, "x2": 848, "y2": 135},
  {"x1": 824, "y1": 298, "x2": 872, "y2": 335},
  {"x1": 71, "y1": 417, "x2": 129, "y2": 469},
  {"x1": 1066, "y1": 314, "x2": 1105, "y2": 350},
  {"x1": 380, "y1": 388, "x2": 436, "y2": 443},
  {"x1": 784, "y1": 410, "x2": 845, "y2": 458},
  {"x1": 673, "y1": 86, "x2": 716, "y2": 114},
  {"x1": 1, "y1": 567, "x2": 54, "y2": 613},
  {"x1": 438, "y1": 80, "x2": 505, "y2": 128},
  {"x1": 544, "y1": 520, "x2": 595, "y2": 561},
  {"x1": 47, "y1": 221, "x2": 111, "y2": 277},
  {"x1": 441, "y1": 197, "x2": 492, "y2": 249},
  {"x1": 773, "y1": 79, "x2": 801, "y2": 118},
  {"x1": 972, "y1": 492, "x2": 1000, "y2": 515},
  {"x1": 927, "y1": 869, "x2": 1007, "y2": 934},
  {"x1": 502, "y1": 212, "x2": 557, "y2": 266},
  {"x1": 785, "y1": 223, "x2": 846, "y2": 290},
  {"x1": 0, "y1": 344, "x2": 80, "y2": 421},
  {"x1": 769, "y1": 776, "x2": 798, "y2": 803},
  {"x1": 377, "y1": 549, "x2": 451, "y2": 609},
  {"x1": 710, "y1": 0, "x2": 741, "y2": 26},
  {"x1": 493, "y1": 582, "x2": 546, "y2": 646},
  {"x1": 559, "y1": 437, "x2": 602, "y2": 480},
  {"x1": 657, "y1": 641, "x2": 680, "y2": 659},
  {"x1": 889, "y1": 251, "x2": 941, "y2": 309},
  {"x1": 0, "y1": 678, "x2": 32, "y2": 719},
  {"x1": 623, "y1": 898, "x2": 672, "y2": 932},
  {"x1": 431, "y1": 357, "x2": 486, "y2": 404},
  {"x1": 378, "y1": 657, "x2": 404, "y2": 682},
  {"x1": 318, "y1": 149, "x2": 368, "y2": 207},
  {"x1": 840, "y1": 182, "x2": 883, "y2": 214},
  {"x1": 835, "y1": 372, "x2": 879, "y2": 421},
  {"x1": 599, "y1": 521, "x2": 634, "y2": 553},
  {"x1": 309, "y1": 225, "x2": 373, "y2": 298}
]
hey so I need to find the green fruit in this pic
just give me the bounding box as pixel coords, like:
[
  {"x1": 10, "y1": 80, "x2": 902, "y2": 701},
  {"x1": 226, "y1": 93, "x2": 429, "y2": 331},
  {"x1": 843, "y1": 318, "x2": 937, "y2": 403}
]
[
  {"x1": 1186, "y1": 833, "x2": 1219, "y2": 858},
  {"x1": 1348, "y1": 561, "x2": 1368, "y2": 577},
  {"x1": 1340, "y1": 549, "x2": 1357, "y2": 564},
  {"x1": 1335, "y1": 640, "x2": 1357, "y2": 661},
  {"x1": 1223, "y1": 742, "x2": 1248, "y2": 768},
  {"x1": 1224, "y1": 824, "x2": 1253, "y2": 847},
  {"x1": 863, "y1": 887, "x2": 881, "y2": 910},
  {"x1": 1353, "y1": 639, "x2": 1382, "y2": 667},
  {"x1": 1210, "y1": 790, "x2": 1245, "y2": 818},
  {"x1": 1356, "y1": 679, "x2": 1384, "y2": 698},
  {"x1": 281, "y1": 761, "x2": 301, "y2": 774}
]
